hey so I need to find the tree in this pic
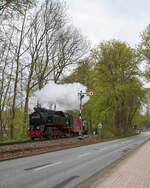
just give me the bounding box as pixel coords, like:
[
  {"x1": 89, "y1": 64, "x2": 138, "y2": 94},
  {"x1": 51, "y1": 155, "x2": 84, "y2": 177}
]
[
  {"x1": 51, "y1": 26, "x2": 89, "y2": 83},
  {"x1": 0, "y1": 15, "x2": 16, "y2": 138},
  {"x1": 85, "y1": 40, "x2": 146, "y2": 136},
  {"x1": 23, "y1": 0, "x2": 88, "y2": 122},
  {"x1": 10, "y1": 7, "x2": 29, "y2": 139},
  {"x1": 0, "y1": 0, "x2": 34, "y2": 15},
  {"x1": 63, "y1": 58, "x2": 91, "y2": 86},
  {"x1": 0, "y1": 0, "x2": 89, "y2": 139},
  {"x1": 140, "y1": 24, "x2": 150, "y2": 60},
  {"x1": 0, "y1": 1, "x2": 35, "y2": 138},
  {"x1": 23, "y1": 0, "x2": 66, "y2": 122},
  {"x1": 139, "y1": 24, "x2": 150, "y2": 81}
]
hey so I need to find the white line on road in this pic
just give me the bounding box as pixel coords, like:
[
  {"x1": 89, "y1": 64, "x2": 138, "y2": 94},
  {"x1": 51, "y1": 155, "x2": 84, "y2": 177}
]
[
  {"x1": 78, "y1": 152, "x2": 91, "y2": 158},
  {"x1": 34, "y1": 161, "x2": 62, "y2": 171}
]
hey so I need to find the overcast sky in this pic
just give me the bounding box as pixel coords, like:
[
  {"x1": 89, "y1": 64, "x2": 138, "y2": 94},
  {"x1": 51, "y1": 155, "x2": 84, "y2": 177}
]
[{"x1": 65, "y1": 0, "x2": 150, "y2": 48}]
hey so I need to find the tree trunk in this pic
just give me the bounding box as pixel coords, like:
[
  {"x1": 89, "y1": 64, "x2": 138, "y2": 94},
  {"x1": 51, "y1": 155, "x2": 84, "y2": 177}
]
[
  {"x1": 24, "y1": 91, "x2": 29, "y2": 123},
  {"x1": 10, "y1": 9, "x2": 27, "y2": 139},
  {"x1": 0, "y1": 110, "x2": 3, "y2": 140},
  {"x1": 116, "y1": 109, "x2": 122, "y2": 136}
]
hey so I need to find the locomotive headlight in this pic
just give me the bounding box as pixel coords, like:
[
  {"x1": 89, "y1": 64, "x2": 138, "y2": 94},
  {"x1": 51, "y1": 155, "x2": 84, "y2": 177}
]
[{"x1": 36, "y1": 126, "x2": 40, "y2": 130}]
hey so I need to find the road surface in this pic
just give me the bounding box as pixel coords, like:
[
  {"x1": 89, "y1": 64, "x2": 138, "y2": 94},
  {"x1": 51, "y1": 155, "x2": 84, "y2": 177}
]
[{"x1": 0, "y1": 132, "x2": 150, "y2": 188}]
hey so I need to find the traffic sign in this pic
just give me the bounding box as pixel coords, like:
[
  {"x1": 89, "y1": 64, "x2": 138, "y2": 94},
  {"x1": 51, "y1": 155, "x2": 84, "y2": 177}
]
[{"x1": 98, "y1": 123, "x2": 102, "y2": 129}]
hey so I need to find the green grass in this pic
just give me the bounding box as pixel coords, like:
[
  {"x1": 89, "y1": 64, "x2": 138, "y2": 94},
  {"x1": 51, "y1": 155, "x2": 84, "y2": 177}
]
[{"x1": 0, "y1": 136, "x2": 30, "y2": 143}]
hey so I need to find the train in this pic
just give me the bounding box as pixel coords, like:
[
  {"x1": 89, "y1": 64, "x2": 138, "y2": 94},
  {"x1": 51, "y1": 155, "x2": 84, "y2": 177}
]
[{"x1": 26, "y1": 107, "x2": 88, "y2": 140}]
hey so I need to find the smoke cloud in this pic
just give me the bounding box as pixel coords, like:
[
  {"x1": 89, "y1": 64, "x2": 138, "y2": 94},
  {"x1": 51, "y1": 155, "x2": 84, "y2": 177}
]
[{"x1": 35, "y1": 81, "x2": 90, "y2": 111}]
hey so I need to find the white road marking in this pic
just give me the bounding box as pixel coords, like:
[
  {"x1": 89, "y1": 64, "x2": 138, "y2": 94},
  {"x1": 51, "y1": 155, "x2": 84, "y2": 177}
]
[
  {"x1": 78, "y1": 152, "x2": 91, "y2": 158},
  {"x1": 34, "y1": 161, "x2": 62, "y2": 171}
]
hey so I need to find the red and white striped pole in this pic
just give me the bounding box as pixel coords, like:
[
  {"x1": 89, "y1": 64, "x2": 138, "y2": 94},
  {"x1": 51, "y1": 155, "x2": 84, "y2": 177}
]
[
  {"x1": 79, "y1": 90, "x2": 83, "y2": 135},
  {"x1": 78, "y1": 90, "x2": 93, "y2": 135},
  {"x1": 79, "y1": 91, "x2": 82, "y2": 120}
]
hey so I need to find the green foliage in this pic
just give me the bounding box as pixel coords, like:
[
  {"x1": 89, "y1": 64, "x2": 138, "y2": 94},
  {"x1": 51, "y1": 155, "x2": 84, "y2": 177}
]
[
  {"x1": 139, "y1": 24, "x2": 150, "y2": 82},
  {"x1": 66, "y1": 110, "x2": 80, "y2": 116},
  {"x1": 140, "y1": 24, "x2": 150, "y2": 61},
  {"x1": 13, "y1": 109, "x2": 28, "y2": 138},
  {"x1": 133, "y1": 110, "x2": 150, "y2": 129},
  {"x1": 82, "y1": 40, "x2": 147, "y2": 136},
  {"x1": 63, "y1": 40, "x2": 148, "y2": 138},
  {"x1": 63, "y1": 58, "x2": 92, "y2": 88},
  {"x1": 2, "y1": 108, "x2": 28, "y2": 139},
  {"x1": 0, "y1": 136, "x2": 29, "y2": 143}
]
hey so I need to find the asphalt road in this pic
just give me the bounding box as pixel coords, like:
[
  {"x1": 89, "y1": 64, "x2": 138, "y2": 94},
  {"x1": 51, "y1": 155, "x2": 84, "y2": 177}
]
[{"x1": 0, "y1": 132, "x2": 150, "y2": 188}]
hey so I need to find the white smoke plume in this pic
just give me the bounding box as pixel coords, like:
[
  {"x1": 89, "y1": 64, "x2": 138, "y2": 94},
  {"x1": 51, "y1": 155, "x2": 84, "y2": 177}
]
[{"x1": 35, "y1": 81, "x2": 90, "y2": 111}]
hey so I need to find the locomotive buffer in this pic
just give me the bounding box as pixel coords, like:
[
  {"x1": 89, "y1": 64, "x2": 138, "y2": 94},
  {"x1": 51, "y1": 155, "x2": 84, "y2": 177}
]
[{"x1": 78, "y1": 91, "x2": 93, "y2": 135}]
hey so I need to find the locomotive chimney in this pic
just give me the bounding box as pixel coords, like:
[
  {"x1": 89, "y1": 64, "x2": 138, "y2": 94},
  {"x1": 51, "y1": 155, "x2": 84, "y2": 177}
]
[
  {"x1": 54, "y1": 104, "x2": 56, "y2": 111},
  {"x1": 37, "y1": 101, "x2": 41, "y2": 108}
]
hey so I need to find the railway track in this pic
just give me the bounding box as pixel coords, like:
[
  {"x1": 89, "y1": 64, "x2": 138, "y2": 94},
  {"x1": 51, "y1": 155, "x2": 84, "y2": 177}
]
[
  {"x1": 0, "y1": 140, "x2": 33, "y2": 146},
  {"x1": 0, "y1": 136, "x2": 100, "y2": 161},
  {"x1": 0, "y1": 136, "x2": 82, "y2": 146}
]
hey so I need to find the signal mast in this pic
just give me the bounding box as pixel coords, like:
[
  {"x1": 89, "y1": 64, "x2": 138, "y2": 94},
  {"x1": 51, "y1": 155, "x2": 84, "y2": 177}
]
[{"x1": 78, "y1": 90, "x2": 93, "y2": 135}]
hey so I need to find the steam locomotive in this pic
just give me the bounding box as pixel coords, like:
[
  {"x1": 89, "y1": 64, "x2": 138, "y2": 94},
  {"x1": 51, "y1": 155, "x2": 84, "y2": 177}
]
[{"x1": 26, "y1": 107, "x2": 87, "y2": 140}]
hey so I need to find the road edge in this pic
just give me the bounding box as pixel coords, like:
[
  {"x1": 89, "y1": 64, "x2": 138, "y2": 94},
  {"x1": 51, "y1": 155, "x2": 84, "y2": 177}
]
[{"x1": 74, "y1": 138, "x2": 150, "y2": 188}]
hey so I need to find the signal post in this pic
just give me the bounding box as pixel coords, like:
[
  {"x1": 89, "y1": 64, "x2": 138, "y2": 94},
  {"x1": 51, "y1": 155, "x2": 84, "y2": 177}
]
[{"x1": 78, "y1": 91, "x2": 93, "y2": 135}]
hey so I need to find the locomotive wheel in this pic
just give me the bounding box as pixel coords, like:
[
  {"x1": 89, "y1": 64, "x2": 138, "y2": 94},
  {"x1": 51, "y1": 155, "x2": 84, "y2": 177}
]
[
  {"x1": 70, "y1": 132, "x2": 74, "y2": 137},
  {"x1": 39, "y1": 136, "x2": 44, "y2": 140}
]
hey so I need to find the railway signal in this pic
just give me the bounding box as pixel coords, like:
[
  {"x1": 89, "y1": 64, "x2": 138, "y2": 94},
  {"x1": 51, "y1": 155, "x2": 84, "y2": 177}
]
[
  {"x1": 88, "y1": 91, "x2": 93, "y2": 96},
  {"x1": 78, "y1": 91, "x2": 94, "y2": 96},
  {"x1": 78, "y1": 90, "x2": 93, "y2": 135}
]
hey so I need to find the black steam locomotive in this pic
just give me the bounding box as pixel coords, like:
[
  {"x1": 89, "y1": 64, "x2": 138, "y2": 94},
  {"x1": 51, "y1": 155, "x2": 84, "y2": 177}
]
[{"x1": 27, "y1": 107, "x2": 87, "y2": 140}]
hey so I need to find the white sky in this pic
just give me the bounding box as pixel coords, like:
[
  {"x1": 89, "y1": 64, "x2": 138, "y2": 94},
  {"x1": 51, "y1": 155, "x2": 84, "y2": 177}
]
[{"x1": 65, "y1": 0, "x2": 150, "y2": 48}]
